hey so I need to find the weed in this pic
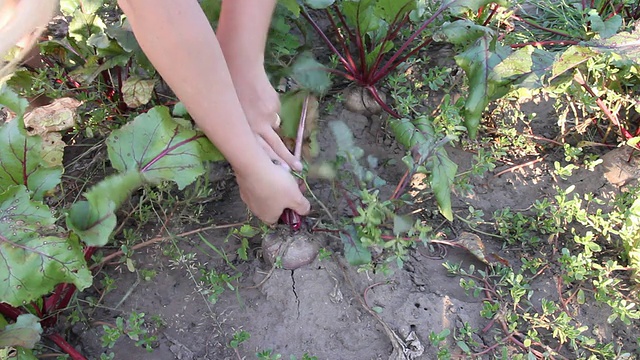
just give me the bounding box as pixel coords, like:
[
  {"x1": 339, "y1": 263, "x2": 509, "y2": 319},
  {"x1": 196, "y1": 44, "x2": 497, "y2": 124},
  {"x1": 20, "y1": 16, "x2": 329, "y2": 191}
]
[{"x1": 100, "y1": 311, "x2": 157, "y2": 352}]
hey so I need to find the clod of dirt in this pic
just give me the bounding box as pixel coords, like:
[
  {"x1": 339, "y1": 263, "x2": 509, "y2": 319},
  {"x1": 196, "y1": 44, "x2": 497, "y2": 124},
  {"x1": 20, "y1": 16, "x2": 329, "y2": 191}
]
[
  {"x1": 262, "y1": 229, "x2": 319, "y2": 270},
  {"x1": 344, "y1": 86, "x2": 387, "y2": 116},
  {"x1": 602, "y1": 146, "x2": 640, "y2": 187}
]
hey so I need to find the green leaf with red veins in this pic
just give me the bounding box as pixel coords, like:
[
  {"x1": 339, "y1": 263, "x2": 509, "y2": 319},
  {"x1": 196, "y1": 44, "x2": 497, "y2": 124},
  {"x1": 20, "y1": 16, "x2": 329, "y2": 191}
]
[
  {"x1": 0, "y1": 88, "x2": 63, "y2": 201},
  {"x1": 0, "y1": 186, "x2": 91, "y2": 307},
  {"x1": 67, "y1": 106, "x2": 222, "y2": 246},
  {"x1": 107, "y1": 105, "x2": 222, "y2": 189}
]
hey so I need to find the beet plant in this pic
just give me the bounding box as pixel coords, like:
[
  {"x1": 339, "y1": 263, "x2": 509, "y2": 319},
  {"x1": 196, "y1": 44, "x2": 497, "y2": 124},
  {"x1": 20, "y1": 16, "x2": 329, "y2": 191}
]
[{"x1": 0, "y1": 84, "x2": 220, "y2": 359}]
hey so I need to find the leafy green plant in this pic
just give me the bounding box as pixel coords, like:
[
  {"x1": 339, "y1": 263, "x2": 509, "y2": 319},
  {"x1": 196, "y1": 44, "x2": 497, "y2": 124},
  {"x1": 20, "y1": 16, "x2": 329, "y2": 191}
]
[
  {"x1": 0, "y1": 81, "x2": 220, "y2": 358},
  {"x1": 100, "y1": 311, "x2": 157, "y2": 352},
  {"x1": 297, "y1": 0, "x2": 506, "y2": 122}
]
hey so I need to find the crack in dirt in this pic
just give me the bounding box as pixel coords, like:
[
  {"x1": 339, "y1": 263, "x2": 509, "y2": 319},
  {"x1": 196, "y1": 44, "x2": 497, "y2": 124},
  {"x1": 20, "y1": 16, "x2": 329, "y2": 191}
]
[{"x1": 291, "y1": 270, "x2": 300, "y2": 319}]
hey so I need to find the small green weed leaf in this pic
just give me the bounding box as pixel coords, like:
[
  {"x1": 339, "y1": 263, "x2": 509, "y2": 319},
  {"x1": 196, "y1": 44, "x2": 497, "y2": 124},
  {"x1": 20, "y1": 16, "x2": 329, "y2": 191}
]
[
  {"x1": 449, "y1": 0, "x2": 509, "y2": 16},
  {"x1": 66, "y1": 171, "x2": 144, "y2": 246},
  {"x1": 0, "y1": 314, "x2": 42, "y2": 349},
  {"x1": 0, "y1": 115, "x2": 63, "y2": 200},
  {"x1": 372, "y1": 306, "x2": 384, "y2": 313},
  {"x1": 428, "y1": 149, "x2": 457, "y2": 221},
  {"x1": 290, "y1": 52, "x2": 332, "y2": 95},
  {"x1": 393, "y1": 214, "x2": 413, "y2": 235},
  {"x1": 457, "y1": 340, "x2": 471, "y2": 353},
  {"x1": 551, "y1": 46, "x2": 597, "y2": 80},
  {"x1": 122, "y1": 76, "x2": 156, "y2": 108},
  {"x1": 107, "y1": 106, "x2": 222, "y2": 189},
  {"x1": 303, "y1": 0, "x2": 335, "y2": 9},
  {"x1": 340, "y1": 226, "x2": 372, "y2": 266},
  {"x1": 455, "y1": 35, "x2": 511, "y2": 138},
  {"x1": 0, "y1": 186, "x2": 91, "y2": 306},
  {"x1": 622, "y1": 198, "x2": 640, "y2": 281},
  {"x1": 588, "y1": 10, "x2": 621, "y2": 39}
]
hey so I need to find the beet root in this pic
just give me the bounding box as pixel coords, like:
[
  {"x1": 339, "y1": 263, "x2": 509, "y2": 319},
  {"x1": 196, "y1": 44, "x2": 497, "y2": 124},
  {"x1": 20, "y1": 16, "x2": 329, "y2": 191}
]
[{"x1": 262, "y1": 229, "x2": 319, "y2": 270}]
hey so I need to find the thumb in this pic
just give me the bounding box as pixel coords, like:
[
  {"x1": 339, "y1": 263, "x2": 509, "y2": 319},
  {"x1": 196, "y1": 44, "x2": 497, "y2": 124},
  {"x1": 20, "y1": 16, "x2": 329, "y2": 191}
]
[{"x1": 290, "y1": 193, "x2": 311, "y2": 216}]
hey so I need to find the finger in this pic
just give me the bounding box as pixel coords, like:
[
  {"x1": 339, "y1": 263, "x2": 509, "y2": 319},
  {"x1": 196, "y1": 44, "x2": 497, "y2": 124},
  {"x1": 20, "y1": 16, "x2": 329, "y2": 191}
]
[
  {"x1": 256, "y1": 136, "x2": 290, "y2": 171},
  {"x1": 262, "y1": 128, "x2": 303, "y2": 172},
  {"x1": 290, "y1": 193, "x2": 311, "y2": 216},
  {"x1": 273, "y1": 113, "x2": 282, "y2": 129}
]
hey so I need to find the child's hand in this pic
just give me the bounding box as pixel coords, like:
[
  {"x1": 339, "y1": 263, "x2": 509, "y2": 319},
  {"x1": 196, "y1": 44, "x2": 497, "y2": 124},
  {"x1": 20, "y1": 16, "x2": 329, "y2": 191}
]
[
  {"x1": 234, "y1": 156, "x2": 310, "y2": 224},
  {"x1": 229, "y1": 67, "x2": 303, "y2": 172}
]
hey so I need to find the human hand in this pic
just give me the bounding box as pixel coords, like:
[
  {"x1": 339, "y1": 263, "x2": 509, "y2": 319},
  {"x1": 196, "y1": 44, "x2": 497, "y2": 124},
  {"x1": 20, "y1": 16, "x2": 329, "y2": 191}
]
[
  {"x1": 229, "y1": 67, "x2": 303, "y2": 172},
  {"x1": 234, "y1": 156, "x2": 310, "y2": 224}
]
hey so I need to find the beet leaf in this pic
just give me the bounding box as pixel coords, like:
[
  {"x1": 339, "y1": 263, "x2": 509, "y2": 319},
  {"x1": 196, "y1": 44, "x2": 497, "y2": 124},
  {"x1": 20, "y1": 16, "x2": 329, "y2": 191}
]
[
  {"x1": 67, "y1": 106, "x2": 222, "y2": 246},
  {"x1": 0, "y1": 186, "x2": 91, "y2": 306}
]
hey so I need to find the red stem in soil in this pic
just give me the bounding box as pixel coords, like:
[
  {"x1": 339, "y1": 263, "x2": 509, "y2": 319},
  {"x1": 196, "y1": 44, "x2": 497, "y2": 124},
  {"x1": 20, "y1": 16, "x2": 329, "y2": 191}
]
[
  {"x1": 354, "y1": 4, "x2": 369, "y2": 82},
  {"x1": 511, "y1": 14, "x2": 579, "y2": 39},
  {"x1": 366, "y1": 3, "x2": 412, "y2": 81},
  {"x1": 301, "y1": 7, "x2": 357, "y2": 77},
  {"x1": 372, "y1": 3, "x2": 449, "y2": 83},
  {"x1": 482, "y1": 4, "x2": 499, "y2": 26},
  {"x1": 372, "y1": 36, "x2": 434, "y2": 84},
  {"x1": 337, "y1": 183, "x2": 359, "y2": 217},
  {"x1": 368, "y1": 12, "x2": 411, "y2": 82},
  {"x1": 366, "y1": 86, "x2": 401, "y2": 118},
  {"x1": 598, "y1": 0, "x2": 611, "y2": 16},
  {"x1": 48, "y1": 333, "x2": 87, "y2": 360},
  {"x1": 573, "y1": 73, "x2": 635, "y2": 143},
  {"x1": 324, "y1": 8, "x2": 360, "y2": 78},
  {"x1": 331, "y1": 4, "x2": 356, "y2": 43},
  {"x1": 510, "y1": 40, "x2": 580, "y2": 48},
  {"x1": 605, "y1": 1, "x2": 626, "y2": 20},
  {"x1": 390, "y1": 169, "x2": 410, "y2": 200},
  {"x1": 0, "y1": 302, "x2": 22, "y2": 321}
]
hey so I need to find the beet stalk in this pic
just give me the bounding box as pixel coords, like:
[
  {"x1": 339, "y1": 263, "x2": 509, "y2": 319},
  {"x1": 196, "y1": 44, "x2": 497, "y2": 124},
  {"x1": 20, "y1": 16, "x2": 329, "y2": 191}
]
[{"x1": 279, "y1": 94, "x2": 311, "y2": 231}]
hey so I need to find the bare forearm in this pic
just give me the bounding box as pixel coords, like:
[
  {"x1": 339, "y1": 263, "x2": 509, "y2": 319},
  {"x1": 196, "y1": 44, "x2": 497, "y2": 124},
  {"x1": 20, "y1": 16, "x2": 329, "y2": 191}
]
[
  {"x1": 217, "y1": 0, "x2": 277, "y2": 69},
  {"x1": 117, "y1": 0, "x2": 269, "y2": 173}
]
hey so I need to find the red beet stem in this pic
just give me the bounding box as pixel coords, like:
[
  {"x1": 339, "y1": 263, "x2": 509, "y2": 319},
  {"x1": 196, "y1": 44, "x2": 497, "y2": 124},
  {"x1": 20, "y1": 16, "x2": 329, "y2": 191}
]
[{"x1": 280, "y1": 94, "x2": 311, "y2": 231}]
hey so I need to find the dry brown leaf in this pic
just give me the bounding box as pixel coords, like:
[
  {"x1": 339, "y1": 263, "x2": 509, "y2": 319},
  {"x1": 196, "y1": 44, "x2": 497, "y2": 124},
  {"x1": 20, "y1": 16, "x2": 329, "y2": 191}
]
[
  {"x1": 23, "y1": 97, "x2": 80, "y2": 136},
  {"x1": 456, "y1": 232, "x2": 490, "y2": 265}
]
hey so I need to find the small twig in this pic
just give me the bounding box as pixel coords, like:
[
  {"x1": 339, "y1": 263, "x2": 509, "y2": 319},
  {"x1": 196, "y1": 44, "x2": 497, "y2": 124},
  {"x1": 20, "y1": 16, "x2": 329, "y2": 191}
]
[
  {"x1": 91, "y1": 222, "x2": 244, "y2": 269},
  {"x1": 115, "y1": 271, "x2": 140, "y2": 309},
  {"x1": 493, "y1": 156, "x2": 546, "y2": 178},
  {"x1": 363, "y1": 281, "x2": 393, "y2": 309}
]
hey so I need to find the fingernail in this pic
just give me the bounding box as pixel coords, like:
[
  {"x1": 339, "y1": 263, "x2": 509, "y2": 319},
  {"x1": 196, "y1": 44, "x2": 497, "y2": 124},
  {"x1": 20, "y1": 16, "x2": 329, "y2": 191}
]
[{"x1": 293, "y1": 161, "x2": 303, "y2": 172}]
